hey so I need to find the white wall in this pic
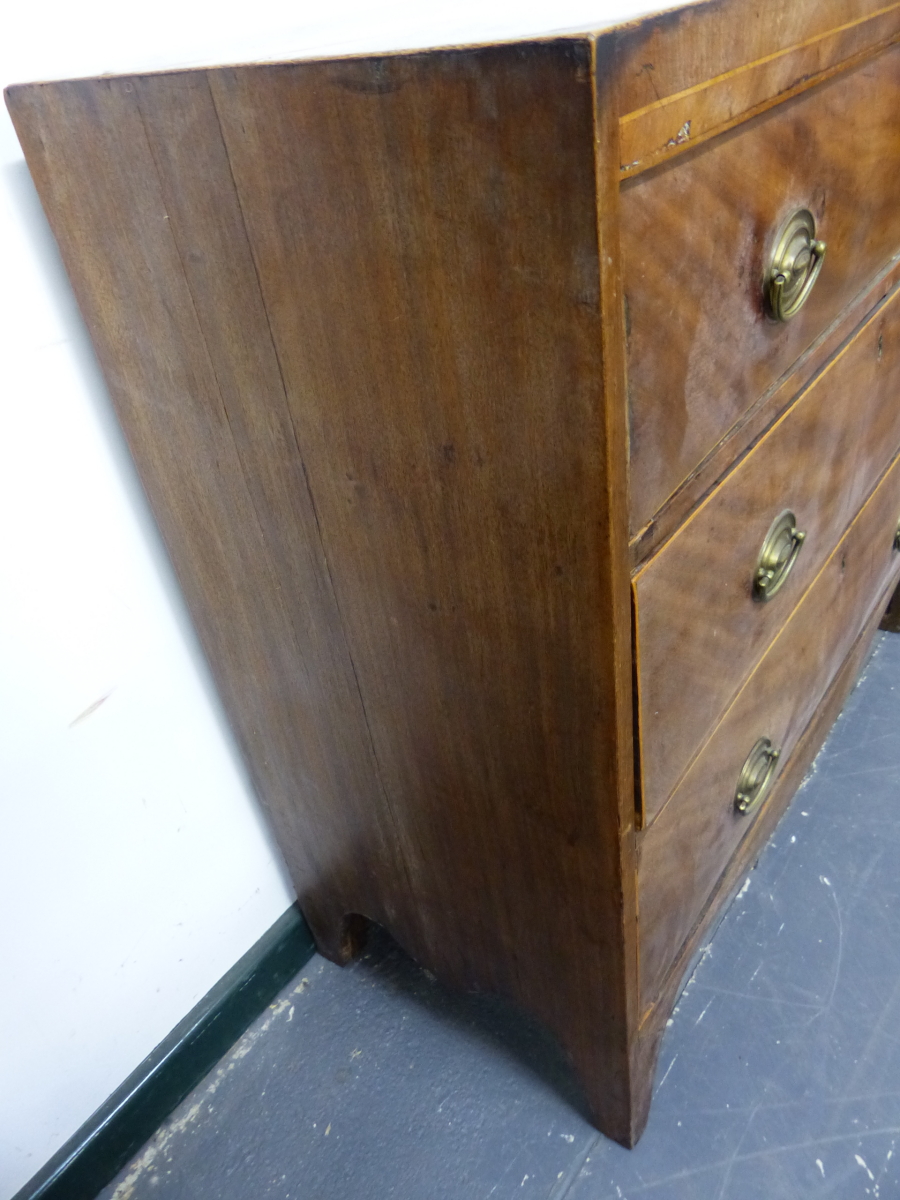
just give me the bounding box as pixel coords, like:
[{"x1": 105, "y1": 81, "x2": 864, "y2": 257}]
[
  {"x1": 0, "y1": 0, "x2": 667, "y2": 1194},
  {"x1": 0, "y1": 56, "x2": 299, "y2": 1200}
]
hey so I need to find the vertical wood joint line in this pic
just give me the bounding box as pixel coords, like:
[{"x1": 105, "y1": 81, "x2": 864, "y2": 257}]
[
  {"x1": 591, "y1": 32, "x2": 642, "y2": 1045},
  {"x1": 205, "y1": 75, "x2": 420, "y2": 908}
]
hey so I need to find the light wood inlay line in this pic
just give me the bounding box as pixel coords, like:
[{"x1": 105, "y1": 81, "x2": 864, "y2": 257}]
[{"x1": 620, "y1": 1, "x2": 900, "y2": 174}]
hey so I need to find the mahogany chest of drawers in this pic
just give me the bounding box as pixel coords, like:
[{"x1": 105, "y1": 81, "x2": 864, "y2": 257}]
[{"x1": 9, "y1": 0, "x2": 900, "y2": 1146}]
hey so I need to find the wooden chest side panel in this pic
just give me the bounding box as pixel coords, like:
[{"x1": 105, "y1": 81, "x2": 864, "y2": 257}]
[
  {"x1": 7, "y1": 42, "x2": 640, "y2": 1136},
  {"x1": 205, "y1": 39, "x2": 629, "y2": 989},
  {"x1": 4, "y1": 73, "x2": 405, "y2": 947}
]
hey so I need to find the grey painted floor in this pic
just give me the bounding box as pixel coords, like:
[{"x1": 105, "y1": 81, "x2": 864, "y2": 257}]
[{"x1": 99, "y1": 631, "x2": 900, "y2": 1200}]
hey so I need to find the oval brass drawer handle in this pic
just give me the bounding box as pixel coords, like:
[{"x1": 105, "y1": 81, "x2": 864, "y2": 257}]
[
  {"x1": 735, "y1": 737, "x2": 781, "y2": 816},
  {"x1": 765, "y1": 209, "x2": 827, "y2": 323},
  {"x1": 753, "y1": 509, "x2": 806, "y2": 602}
]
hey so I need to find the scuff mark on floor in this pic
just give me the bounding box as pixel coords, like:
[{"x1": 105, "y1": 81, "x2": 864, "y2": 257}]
[
  {"x1": 110, "y1": 1103, "x2": 204, "y2": 1200},
  {"x1": 856, "y1": 1153, "x2": 876, "y2": 1181},
  {"x1": 111, "y1": 991, "x2": 303, "y2": 1197}
]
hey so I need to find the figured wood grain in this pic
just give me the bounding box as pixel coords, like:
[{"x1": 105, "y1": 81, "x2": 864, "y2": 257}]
[
  {"x1": 619, "y1": 2, "x2": 900, "y2": 175},
  {"x1": 638, "y1": 449, "x2": 900, "y2": 1005},
  {"x1": 615, "y1": 0, "x2": 897, "y2": 114},
  {"x1": 634, "y1": 577, "x2": 893, "y2": 1061},
  {"x1": 634, "y1": 283, "x2": 900, "y2": 825},
  {"x1": 630, "y1": 254, "x2": 900, "y2": 567},
  {"x1": 622, "y1": 44, "x2": 900, "y2": 534}
]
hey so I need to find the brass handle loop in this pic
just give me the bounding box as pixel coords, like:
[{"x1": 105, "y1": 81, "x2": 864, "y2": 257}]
[
  {"x1": 735, "y1": 737, "x2": 781, "y2": 816},
  {"x1": 765, "y1": 209, "x2": 827, "y2": 323},
  {"x1": 893, "y1": 517, "x2": 900, "y2": 553},
  {"x1": 753, "y1": 509, "x2": 806, "y2": 602}
]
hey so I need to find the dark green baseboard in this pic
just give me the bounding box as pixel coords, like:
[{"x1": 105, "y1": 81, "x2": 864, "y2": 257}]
[{"x1": 15, "y1": 904, "x2": 315, "y2": 1200}]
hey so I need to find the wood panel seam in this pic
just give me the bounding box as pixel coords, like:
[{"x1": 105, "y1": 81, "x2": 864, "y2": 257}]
[
  {"x1": 203, "y1": 76, "x2": 421, "y2": 915},
  {"x1": 127, "y1": 89, "x2": 305, "y2": 653}
]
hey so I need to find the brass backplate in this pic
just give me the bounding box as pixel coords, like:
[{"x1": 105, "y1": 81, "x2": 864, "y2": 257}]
[
  {"x1": 753, "y1": 509, "x2": 806, "y2": 602},
  {"x1": 765, "y1": 209, "x2": 827, "y2": 322},
  {"x1": 735, "y1": 737, "x2": 781, "y2": 816}
]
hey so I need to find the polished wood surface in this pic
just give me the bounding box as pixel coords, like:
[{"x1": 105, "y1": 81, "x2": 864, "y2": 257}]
[
  {"x1": 619, "y1": 2, "x2": 900, "y2": 176},
  {"x1": 635, "y1": 283, "x2": 900, "y2": 824},
  {"x1": 629, "y1": 253, "x2": 900, "y2": 566},
  {"x1": 638, "y1": 450, "x2": 900, "y2": 1005},
  {"x1": 7, "y1": 40, "x2": 645, "y2": 1145},
  {"x1": 623, "y1": 44, "x2": 900, "y2": 534},
  {"x1": 634, "y1": 578, "x2": 894, "y2": 1066},
  {"x1": 7, "y1": 0, "x2": 900, "y2": 1150},
  {"x1": 615, "y1": 0, "x2": 898, "y2": 115}
]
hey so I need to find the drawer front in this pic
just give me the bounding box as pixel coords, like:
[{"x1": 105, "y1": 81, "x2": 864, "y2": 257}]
[
  {"x1": 635, "y1": 284, "x2": 900, "y2": 826},
  {"x1": 637, "y1": 452, "x2": 900, "y2": 1009},
  {"x1": 622, "y1": 43, "x2": 900, "y2": 535}
]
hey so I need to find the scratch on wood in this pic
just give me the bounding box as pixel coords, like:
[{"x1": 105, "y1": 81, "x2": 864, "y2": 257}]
[{"x1": 665, "y1": 119, "x2": 691, "y2": 147}]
